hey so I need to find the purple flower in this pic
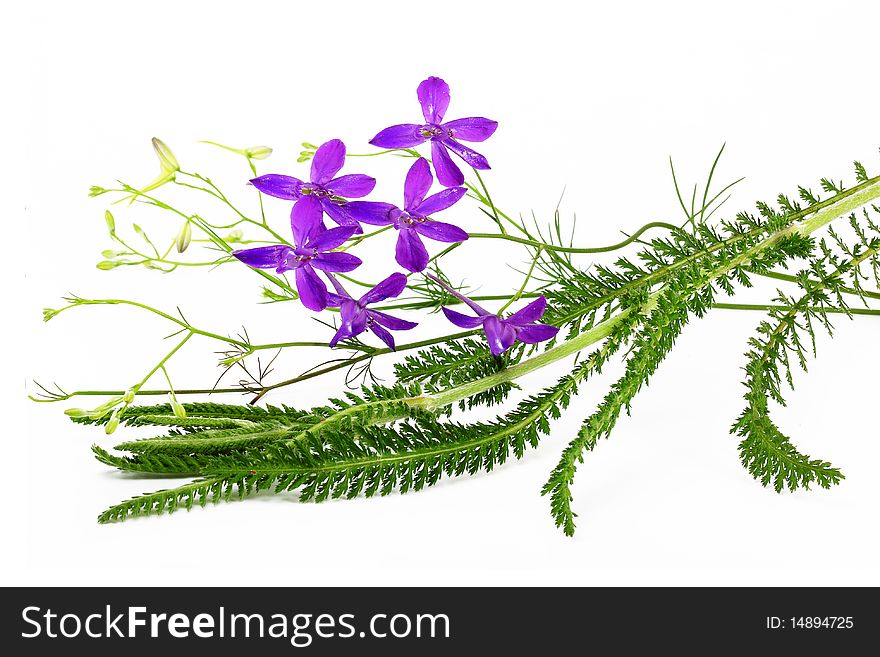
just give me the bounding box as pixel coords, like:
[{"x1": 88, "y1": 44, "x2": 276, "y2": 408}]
[
  {"x1": 369, "y1": 76, "x2": 498, "y2": 187},
  {"x1": 347, "y1": 158, "x2": 468, "y2": 273},
  {"x1": 429, "y1": 274, "x2": 559, "y2": 356},
  {"x1": 326, "y1": 273, "x2": 417, "y2": 350},
  {"x1": 249, "y1": 139, "x2": 382, "y2": 231},
  {"x1": 232, "y1": 196, "x2": 361, "y2": 311}
]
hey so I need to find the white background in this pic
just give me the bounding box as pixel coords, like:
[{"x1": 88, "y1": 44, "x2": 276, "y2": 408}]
[{"x1": 6, "y1": 0, "x2": 879, "y2": 586}]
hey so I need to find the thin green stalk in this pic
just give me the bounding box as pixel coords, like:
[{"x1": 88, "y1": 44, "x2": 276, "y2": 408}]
[
  {"x1": 250, "y1": 329, "x2": 477, "y2": 403},
  {"x1": 472, "y1": 169, "x2": 506, "y2": 234},
  {"x1": 499, "y1": 250, "x2": 541, "y2": 313},
  {"x1": 469, "y1": 221, "x2": 680, "y2": 254},
  {"x1": 134, "y1": 332, "x2": 193, "y2": 393},
  {"x1": 750, "y1": 269, "x2": 880, "y2": 301},
  {"x1": 712, "y1": 302, "x2": 880, "y2": 316}
]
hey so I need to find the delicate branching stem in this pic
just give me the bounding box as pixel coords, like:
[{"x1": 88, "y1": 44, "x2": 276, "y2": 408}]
[
  {"x1": 50, "y1": 298, "x2": 249, "y2": 346},
  {"x1": 135, "y1": 332, "x2": 193, "y2": 393},
  {"x1": 469, "y1": 221, "x2": 680, "y2": 254},
  {"x1": 250, "y1": 330, "x2": 477, "y2": 403}
]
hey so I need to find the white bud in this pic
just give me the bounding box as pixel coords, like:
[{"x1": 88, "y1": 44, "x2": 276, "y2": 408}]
[
  {"x1": 175, "y1": 221, "x2": 192, "y2": 253},
  {"x1": 105, "y1": 210, "x2": 116, "y2": 234},
  {"x1": 152, "y1": 137, "x2": 179, "y2": 173},
  {"x1": 105, "y1": 410, "x2": 120, "y2": 435},
  {"x1": 122, "y1": 388, "x2": 136, "y2": 404},
  {"x1": 169, "y1": 395, "x2": 187, "y2": 419}
]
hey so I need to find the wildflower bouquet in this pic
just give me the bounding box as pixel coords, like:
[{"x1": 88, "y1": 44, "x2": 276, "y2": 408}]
[{"x1": 36, "y1": 76, "x2": 880, "y2": 535}]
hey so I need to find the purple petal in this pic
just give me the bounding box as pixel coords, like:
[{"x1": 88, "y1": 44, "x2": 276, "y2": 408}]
[
  {"x1": 326, "y1": 273, "x2": 350, "y2": 297},
  {"x1": 369, "y1": 310, "x2": 418, "y2": 330},
  {"x1": 395, "y1": 228, "x2": 429, "y2": 272},
  {"x1": 295, "y1": 265, "x2": 328, "y2": 311},
  {"x1": 414, "y1": 220, "x2": 468, "y2": 243},
  {"x1": 507, "y1": 296, "x2": 548, "y2": 326},
  {"x1": 311, "y1": 251, "x2": 362, "y2": 273},
  {"x1": 483, "y1": 315, "x2": 517, "y2": 356},
  {"x1": 310, "y1": 139, "x2": 346, "y2": 184},
  {"x1": 431, "y1": 141, "x2": 464, "y2": 187},
  {"x1": 442, "y1": 117, "x2": 498, "y2": 143},
  {"x1": 417, "y1": 76, "x2": 451, "y2": 123},
  {"x1": 443, "y1": 139, "x2": 490, "y2": 170},
  {"x1": 342, "y1": 299, "x2": 368, "y2": 334},
  {"x1": 321, "y1": 200, "x2": 363, "y2": 232},
  {"x1": 516, "y1": 323, "x2": 560, "y2": 344},
  {"x1": 369, "y1": 124, "x2": 427, "y2": 149},
  {"x1": 359, "y1": 272, "x2": 408, "y2": 306},
  {"x1": 403, "y1": 158, "x2": 433, "y2": 211},
  {"x1": 308, "y1": 225, "x2": 358, "y2": 251},
  {"x1": 233, "y1": 245, "x2": 292, "y2": 271},
  {"x1": 415, "y1": 186, "x2": 467, "y2": 215},
  {"x1": 326, "y1": 292, "x2": 347, "y2": 308},
  {"x1": 329, "y1": 325, "x2": 351, "y2": 348},
  {"x1": 326, "y1": 174, "x2": 376, "y2": 199},
  {"x1": 345, "y1": 201, "x2": 396, "y2": 226},
  {"x1": 369, "y1": 322, "x2": 397, "y2": 350},
  {"x1": 250, "y1": 174, "x2": 302, "y2": 200},
  {"x1": 291, "y1": 196, "x2": 325, "y2": 246},
  {"x1": 331, "y1": 299, "x2": 367, "y2": 346},
  {"x1": 441, "y1": 307, "x2": 484, "y2": 329}
]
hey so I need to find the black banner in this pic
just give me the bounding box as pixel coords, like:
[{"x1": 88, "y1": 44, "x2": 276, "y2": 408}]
[{"x1": 1, "y1": 587, "x2": 876, "y2": 654}]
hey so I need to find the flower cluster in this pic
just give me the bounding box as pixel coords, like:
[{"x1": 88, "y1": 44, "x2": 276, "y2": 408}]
[{"x1": 233, "y1": 76, "x2": 557, "y2": 354}]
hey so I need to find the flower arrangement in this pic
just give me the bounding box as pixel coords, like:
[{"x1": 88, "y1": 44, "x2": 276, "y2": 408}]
[{"x1": 35, "y1": 76, "x2": 880, "y2": 535}]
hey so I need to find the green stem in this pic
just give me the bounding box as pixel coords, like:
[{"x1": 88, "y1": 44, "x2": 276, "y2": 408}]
[
  {"x1": 712, "y1": 302, "x2": 880, "y2": 316},
  {"x1": 250, "y1": 329, "x2": 477, "y2": 403},
  {"x1": 750, "y1": 269, "x2": 880, "y2": 301},
  {"x1": 469, "y1": 221, "x2": 680, "y2": 254},
  {"x1": 134, "y1": 332, "x2": 193, "y2": 392},
  {"x1": 424, "y1": 307, "x2": 632, "y2": 410},
  {"x1": 472, "y1": 169, "x2": 506, "y2": 234}
]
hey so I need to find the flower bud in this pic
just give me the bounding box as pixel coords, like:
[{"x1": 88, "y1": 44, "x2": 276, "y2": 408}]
[
  {"x1": 96, "y1": 260, "x2": 121, "y2": 270},
  {"x1": 133, "y1": 223, "x2": 145, "y2": 237},
  {"x1": 64, "y1": 407, "x2": 90, "y2": 418},
  {"x1": 122, "y1": 388, "x2": 136, "y2": 404},
  {"x1": 301, "y1": 142, "x2": 318, "y2": 150},
  {"x1": 105, "y1": 410, "x2": 120, "y2": 435},
  {"x1": 170, "y1": 396, "x2": 187, "y2": 419},
  {"x1": 43, "y1": 308, "x2": 60, "y2": 322},
  {"x1": 246, "y1": 146, "x2": 273, "y2": 160},
  {"x1": 152, "y1": 137, "x2": 179, "y2": 173},
  {"x1": 105, "y1": 210, "x2": 116, "y2": 234},
  {"x1": 226, "y1": 229, "x2": 244, "y2": 243},
  {"x1": 89, "y1": 186, "x2": 108, "y2": 197},
  {"x1": 175, "y1": 221, "x2": 192, "y2": 253}
]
